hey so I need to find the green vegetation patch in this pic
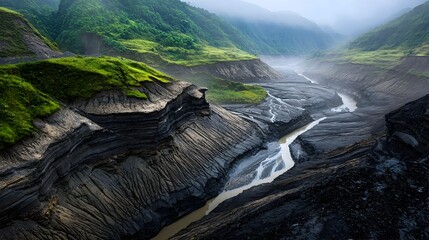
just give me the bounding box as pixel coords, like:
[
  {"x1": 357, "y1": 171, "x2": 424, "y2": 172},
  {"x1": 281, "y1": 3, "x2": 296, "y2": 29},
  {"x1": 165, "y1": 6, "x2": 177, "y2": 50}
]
[
  {"x1": 43, "y1": 0, "x2": 257, "y2": 59},
  {"x1": 122, "y1": 39, "x2": 257, "y2": 66},
  {"x1": 0, "y1": 56, "x2": 172, "y2": 149},
  {"x1": 322, "y1": 49, "x2": 407, "y2": 69},
  {"x1": 200, "y1": 78, "x2": 267, "y2": 104},
  {"x1": 0, "y1": 56, "x2": 172, "y2": 102},
  {"x1": 408, "y1": 70, "x2": 429, "y2": 78},
  {"x1": 0, "y1": 74, "x2": 60, "y2": 149},
  {"x1": 0, "y1": 7, "x2": 58, "y2": 57},
  {"x1": 0, "y1": 7, "x2": 34, "y2": 57}
]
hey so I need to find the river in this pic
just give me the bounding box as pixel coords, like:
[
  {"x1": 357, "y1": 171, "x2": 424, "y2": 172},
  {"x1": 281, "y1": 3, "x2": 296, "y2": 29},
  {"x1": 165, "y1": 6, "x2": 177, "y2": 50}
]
[{"x1": 152, "y1": 72, "x2": 358, "y2": 240}]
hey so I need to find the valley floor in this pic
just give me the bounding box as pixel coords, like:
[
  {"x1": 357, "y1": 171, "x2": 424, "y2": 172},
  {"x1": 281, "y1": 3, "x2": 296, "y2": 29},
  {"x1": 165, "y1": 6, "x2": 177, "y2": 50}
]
[{"x1": 167, "y1": 57, "x2": 429, "y2": 240}]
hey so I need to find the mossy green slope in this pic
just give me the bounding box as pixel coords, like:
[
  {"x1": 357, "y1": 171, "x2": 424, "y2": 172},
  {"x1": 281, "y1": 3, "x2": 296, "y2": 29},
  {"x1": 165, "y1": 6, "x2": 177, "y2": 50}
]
[
  {"x1": 204, "y1": 78, "x2": 267, "y2": 104},
  {"x1": 0, "y1": 74, "x2": 60, "y2": 149},
  {"x1": 0, "y1": 7, "x2": 58, "y2": 57},
  {"x1": 1, "y1": 56, "x2": 172, "y2": 102},
  {"x1": 0, "y1": 56, "x2": 172, "y2": 149},
  {"x1": 121, "y1": 39, "x2": 256, "y2": 67}
]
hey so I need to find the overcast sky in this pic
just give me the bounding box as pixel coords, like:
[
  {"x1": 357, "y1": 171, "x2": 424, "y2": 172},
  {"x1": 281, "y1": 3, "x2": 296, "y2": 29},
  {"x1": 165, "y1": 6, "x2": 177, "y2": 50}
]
[{"x1": 241, "y1": 0, "x2": 427, "y2": 35}]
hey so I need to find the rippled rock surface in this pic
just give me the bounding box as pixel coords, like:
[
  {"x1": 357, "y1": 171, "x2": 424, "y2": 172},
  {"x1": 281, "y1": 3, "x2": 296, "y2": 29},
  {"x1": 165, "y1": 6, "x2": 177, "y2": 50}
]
[
  {"x1": 293, "y1": 57, "x2": 429, "y2": 158},
  {"x1": 173, "y1": 95, "x2": 429, "y2": 240},
  {"x1": 0, "y1": 81, "x2": 264, "y2": 239}
]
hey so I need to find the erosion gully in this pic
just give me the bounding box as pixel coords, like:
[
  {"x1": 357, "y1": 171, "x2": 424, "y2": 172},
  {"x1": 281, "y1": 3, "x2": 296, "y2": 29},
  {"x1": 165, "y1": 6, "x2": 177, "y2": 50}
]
[{"x1": 152, "y1": 71, "x2": 358, "y2": 240}]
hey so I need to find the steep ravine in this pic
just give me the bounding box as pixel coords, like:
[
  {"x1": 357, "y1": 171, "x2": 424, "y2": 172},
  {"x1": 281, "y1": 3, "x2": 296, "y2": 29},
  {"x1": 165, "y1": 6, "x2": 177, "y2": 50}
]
[
  {"x1": 153, "y1": 69, "x2": 355, "y2": 239},
  {"x1": 0, "y1": 81, "x2": 264, "y2": 239}
]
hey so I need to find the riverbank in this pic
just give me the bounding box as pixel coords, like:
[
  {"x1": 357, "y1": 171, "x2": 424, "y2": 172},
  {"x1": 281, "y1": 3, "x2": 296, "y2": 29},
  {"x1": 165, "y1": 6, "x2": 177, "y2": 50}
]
[{"x1": 153, "y1": 64, "x2": 359, "y2": 239}]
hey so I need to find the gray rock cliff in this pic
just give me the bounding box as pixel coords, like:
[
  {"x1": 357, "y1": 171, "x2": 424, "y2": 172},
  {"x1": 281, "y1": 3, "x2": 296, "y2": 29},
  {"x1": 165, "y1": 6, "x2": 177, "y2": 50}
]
[{"x1": 0, "y1": 80, "x2": 264, "y2": 239}]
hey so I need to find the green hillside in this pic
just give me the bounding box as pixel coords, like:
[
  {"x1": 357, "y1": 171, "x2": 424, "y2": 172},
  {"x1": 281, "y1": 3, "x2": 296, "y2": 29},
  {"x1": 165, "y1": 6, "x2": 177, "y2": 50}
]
[
  {"x1": 0, "y1": 55, "x2": 267, "y2": 149},
  {"x1": 0, "y1": 56, "x2": 173, "y2": 149},
  {"x1": 350, "y1": 1, "x2": 429, "y2": 52},
  {"x1": 320, "y1": 1, "x2": 429, "y2": 69},
  {"x1": 0, "y1": 0, "x2": 259, "y2": 65},
  {"x1": 0, "y1": 7, "x2": 58, "y2": 57},
  {"x1": 46, "y1": 0, "x2": 257, "y2": 64},
  {"x1": 0, "y1": 0, "x2": 60, "y2": 35}
]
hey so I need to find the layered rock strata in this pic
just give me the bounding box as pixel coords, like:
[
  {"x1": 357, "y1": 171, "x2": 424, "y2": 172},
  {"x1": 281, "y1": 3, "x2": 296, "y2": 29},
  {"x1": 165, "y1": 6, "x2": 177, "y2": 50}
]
[
  {"x1": 0, "y1": 81, "x2": 264, "y2": 239},
  {"x1": 116, "y1": 50, "x2": 283, "y2": 83}
]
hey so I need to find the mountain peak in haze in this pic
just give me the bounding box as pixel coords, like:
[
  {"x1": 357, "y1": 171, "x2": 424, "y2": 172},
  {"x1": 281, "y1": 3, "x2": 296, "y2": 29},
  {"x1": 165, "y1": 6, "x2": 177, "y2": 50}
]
[
  {"x1": 350, "y1": 1, "x2": 429, "y2": 52},
  {"x1": 187, "y1": 0, "x2": 341, "y2": 55},
  {"x1": 188, "y1": 0, "x2": 317, "y2": 29}
]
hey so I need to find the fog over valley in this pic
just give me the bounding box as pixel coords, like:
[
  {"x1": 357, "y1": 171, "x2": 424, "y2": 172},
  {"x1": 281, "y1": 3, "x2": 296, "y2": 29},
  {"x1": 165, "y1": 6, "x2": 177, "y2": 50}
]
[{"x1": 188, "y1": 0, "x2": 427, "y2": 35}]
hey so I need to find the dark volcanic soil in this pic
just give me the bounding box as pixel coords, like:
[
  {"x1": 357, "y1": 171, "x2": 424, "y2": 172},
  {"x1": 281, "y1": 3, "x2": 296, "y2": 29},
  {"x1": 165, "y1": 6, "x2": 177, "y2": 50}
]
[{"x1": 173, "y1": 94, "x2": 429, "y2": 240}]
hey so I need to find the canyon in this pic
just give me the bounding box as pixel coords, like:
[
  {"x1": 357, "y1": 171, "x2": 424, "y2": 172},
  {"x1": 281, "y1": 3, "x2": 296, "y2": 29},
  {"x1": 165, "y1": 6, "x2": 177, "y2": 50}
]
[
  {"x1": 1, "y1": 1, "x2": 429, "y2": 239},
  {"x1": 170, "y1": 57, "x2": 429, "y2": 239},
  {"x1": 1, "y1": 55, "x2": 428, "y2": 239}
]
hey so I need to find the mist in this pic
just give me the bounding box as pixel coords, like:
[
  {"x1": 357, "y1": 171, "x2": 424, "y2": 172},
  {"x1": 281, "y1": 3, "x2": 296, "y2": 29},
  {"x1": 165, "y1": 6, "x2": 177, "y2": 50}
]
[
  {"x1": 242, "y1": 0, "x2": 427, "y2": 35},
  {"x1": 187, "y1": 0, "x2": 318, "y2": 29}
]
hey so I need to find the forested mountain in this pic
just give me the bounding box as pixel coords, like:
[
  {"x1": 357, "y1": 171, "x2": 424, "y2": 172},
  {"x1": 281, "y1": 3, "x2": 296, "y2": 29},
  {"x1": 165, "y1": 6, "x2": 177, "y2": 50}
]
[
  {"x1": 189, "y1": 0, "x2": 340, "y2": 55},
  {"x1": 350, "y1": 1, "x2": 429, "y2": 54},
  {"x1": 54, "y1": 0, "x2": 257, "y2": 52}
]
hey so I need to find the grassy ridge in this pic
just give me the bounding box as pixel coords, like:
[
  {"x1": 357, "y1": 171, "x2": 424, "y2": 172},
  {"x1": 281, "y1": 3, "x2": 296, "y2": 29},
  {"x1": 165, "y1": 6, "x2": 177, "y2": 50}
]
[
  {"x1": 0, "y1": 56, "x2": 172, "y2": 149},
  {"x1": 0, "y1": 56, "x2": 172, "y2": 102},
  {"x1": 206, "y1": 79, "x2": 267, "y2": 104},
  {"x1": 0, "y1": 7, "x2": 58, "y2": 57},
  {"x1": 324, "y1": 49, "x2": 407, "y2": 69},
  {"x1": 189, "y1": 76, "x2": 267, "y2": 104},
  {"x1": 121, "y1": 39, "x2": 256, "y2": 66}
]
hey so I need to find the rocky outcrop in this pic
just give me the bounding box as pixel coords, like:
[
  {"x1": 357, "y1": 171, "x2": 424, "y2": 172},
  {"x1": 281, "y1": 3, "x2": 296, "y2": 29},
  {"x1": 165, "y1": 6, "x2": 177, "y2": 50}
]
[
  {"x1": 0, "y1": 81, "x2": 264, "y2": 239},
  {"x1": 173, "y1": 95, "x2": 429, "y2": 240},
  {"x1": 187, "y1": 59, "x2": 283, "y2": 82},
  {"x1": 114, "y1": 50, "x2": 283, "y2": 83},
  {"x1": 385, "y1": 94, "x2": 429, "y2": 160}
]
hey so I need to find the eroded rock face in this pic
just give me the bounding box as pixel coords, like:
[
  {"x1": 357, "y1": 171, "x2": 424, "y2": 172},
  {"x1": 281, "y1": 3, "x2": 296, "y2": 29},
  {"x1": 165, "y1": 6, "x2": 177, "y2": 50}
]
[
  {"x1": 173, "y1": 95, "x2": 429, "y2": 240},
  {"x1": 190, "y1": 59, "x2": 283, "y2": 82},
  {"x1": 386, "y1": 94, "x2": 429, "y2": 160},
  {"x1": 160, "y1": 59, "x2": 283, "y2": 83},
  {"x1": 0, "y1": 81, "x2": 264, "y2": 239},
  {"x1": 292, "y1": 57, "x2": 429, "y2": 159}
]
